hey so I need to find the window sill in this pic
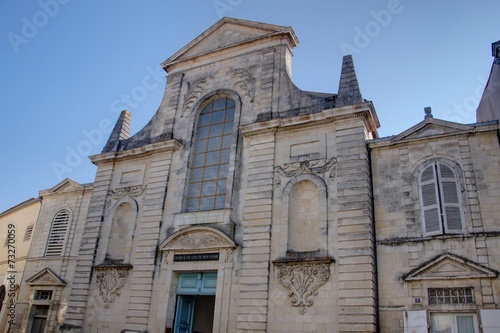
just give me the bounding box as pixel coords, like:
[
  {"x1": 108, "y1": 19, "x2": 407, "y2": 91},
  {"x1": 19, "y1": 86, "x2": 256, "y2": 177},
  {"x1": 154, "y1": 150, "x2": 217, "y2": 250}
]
[{"x1": 174, "y1": 209, "x2": 232, "y2": 227}]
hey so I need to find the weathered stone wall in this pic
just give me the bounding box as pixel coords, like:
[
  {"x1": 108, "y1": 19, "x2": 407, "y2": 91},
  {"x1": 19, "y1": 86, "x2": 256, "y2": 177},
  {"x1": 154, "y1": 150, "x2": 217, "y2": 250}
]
[
  {"x1": 371, "y1": 125, "x2": 500, "y2": 332},
  {"x1": 15, "y1": 183, "x2": 91, "y2": 333}
]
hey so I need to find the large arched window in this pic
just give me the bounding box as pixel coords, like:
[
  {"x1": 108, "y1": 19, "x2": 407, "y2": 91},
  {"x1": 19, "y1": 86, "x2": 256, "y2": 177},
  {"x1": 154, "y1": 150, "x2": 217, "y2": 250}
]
[
  {"x1": 186, "y1": 97, "x2": 235, "y2": 212},
  {"x1": 419, "y1": 162, "x2": 464, "y2": 236},
  {"x1": 45, "y1": 209, "x2": 70, "y2": 256}
]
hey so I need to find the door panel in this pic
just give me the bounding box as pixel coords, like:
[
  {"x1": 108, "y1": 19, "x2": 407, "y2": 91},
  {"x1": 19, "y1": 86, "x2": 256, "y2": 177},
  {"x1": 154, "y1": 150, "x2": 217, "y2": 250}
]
[{"x1": 174, "y1": 296, "x2": 195, "y2": 333}]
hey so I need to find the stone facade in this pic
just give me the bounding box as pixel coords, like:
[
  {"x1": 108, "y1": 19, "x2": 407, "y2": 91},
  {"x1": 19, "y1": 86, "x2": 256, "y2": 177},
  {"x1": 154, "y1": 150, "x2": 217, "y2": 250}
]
[
  {"x1": 2, "y1": 18, "x2": 499, "y2": 333},
  {"x1": 0, "y1": 198, "x2": 40, "y2": 332}
]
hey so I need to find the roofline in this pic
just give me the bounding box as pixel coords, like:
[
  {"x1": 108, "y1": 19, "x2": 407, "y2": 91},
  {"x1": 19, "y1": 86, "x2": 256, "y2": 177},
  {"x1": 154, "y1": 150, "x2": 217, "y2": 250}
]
[
  {"x1": 161, "y1": 17, "x2": 298, "y2": 71},
  {"x1": 0, "y1": 197, "x2": 40, "y2": 217},
  {"x1": 367, "y1": 119, "x2": 499, "y2": 148}
]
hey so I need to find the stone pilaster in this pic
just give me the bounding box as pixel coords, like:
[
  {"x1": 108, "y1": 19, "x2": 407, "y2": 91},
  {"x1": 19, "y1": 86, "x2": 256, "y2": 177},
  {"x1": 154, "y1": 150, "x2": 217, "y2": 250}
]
[
  {"x1": 123, "y1": 151, "x2": 174, "y2": 331},
  {"x1": 237, "y1": 132, "x2": 276, "y2": 332},
  {"x1": 335, "y1": 120, "x2": 376, "y2": 332},
  {"x1": 62, "y1": 164, "x2": 114, "y2": 331}
]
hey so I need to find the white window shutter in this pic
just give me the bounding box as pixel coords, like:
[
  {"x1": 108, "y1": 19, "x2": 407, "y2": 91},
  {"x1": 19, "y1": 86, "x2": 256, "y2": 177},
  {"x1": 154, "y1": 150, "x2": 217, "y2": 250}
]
[
  {"x1": 420, "y1": 165, "x2": 442, "y2": 235},
  {"x1": 480, "y1": 309, "x2": 500, "y2": 333},
  {"x1": 404, "y1": 310, "x2": 428, "y2": 333},
  {"x1": 438, "y1": 164, "x2": 463, "y2": 233}
]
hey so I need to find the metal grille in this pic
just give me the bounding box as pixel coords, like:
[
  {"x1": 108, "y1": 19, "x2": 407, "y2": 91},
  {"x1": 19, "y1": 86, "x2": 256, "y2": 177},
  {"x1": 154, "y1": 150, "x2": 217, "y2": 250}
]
[
  {"x1": 429, "y1": 288, "x2": 474, "y2": 305},
  {"x1": 45, "y1": 210, "x2": 70, "y2": 256},
  {"x1": 34, "y1": 290, "x2": 53, "y2": 301},
  {"x1": 186, "y1": 97, "x2": 235, "y2": 212}
]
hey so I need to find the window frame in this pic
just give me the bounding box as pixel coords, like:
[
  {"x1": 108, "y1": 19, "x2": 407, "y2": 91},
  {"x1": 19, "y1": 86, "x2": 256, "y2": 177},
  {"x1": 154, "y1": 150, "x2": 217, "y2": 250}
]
[
  {"x1": 45, "y1": 209, "x2": 71, "y2": 257},
  {"x1": 418, "y1": 161, "x2": 465, "y2": 236},
  {"x1": 184, "y1": 94, "x2": 239, "y2": 213},
  {"x1": 430, "y1": 312, "x2": 479, "y2": 333},
  {"x1": 428, "y1": 287, "x2": 475, "y2": 305}
]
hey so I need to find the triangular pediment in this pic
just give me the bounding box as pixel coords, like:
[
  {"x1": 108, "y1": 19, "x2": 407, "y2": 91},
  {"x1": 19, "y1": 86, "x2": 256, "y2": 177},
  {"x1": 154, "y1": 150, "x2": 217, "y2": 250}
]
[
  {"x1": 40, "y1": 178, "x2": 84, "y2": 195},
  {"x1": 403, "y1": 252, "x2": 498, "y2": 282},
  {"x1": 392, "y1": 118, "x2": 475, "y2": 142},
  {"x1": 26, "y1": 268, "x2": 66, "y2": 286},
  {"x1": 162, "y1": 17, "x2": 298, "y2": 69},
  {"x1": 159, "y1": 226, "x2": 237, "y2": 252}
]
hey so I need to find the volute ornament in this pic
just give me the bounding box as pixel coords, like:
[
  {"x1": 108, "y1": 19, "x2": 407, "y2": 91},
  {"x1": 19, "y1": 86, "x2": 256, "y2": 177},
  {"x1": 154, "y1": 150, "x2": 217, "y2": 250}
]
[
  {"x1": 94, "y1": 265, "x2": 132, "y2": 308},
  {"x1": 274, "y1": 259, "x2": 332, "y2": 314}
]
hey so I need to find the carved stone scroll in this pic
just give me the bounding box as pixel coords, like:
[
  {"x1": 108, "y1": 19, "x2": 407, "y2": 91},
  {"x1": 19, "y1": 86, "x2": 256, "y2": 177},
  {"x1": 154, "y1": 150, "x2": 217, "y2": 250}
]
[
  {"x1": 108, "y1": 185, "x2": 146, "y2": 199},
  {"x1": 105, "y1": 185, "x2": 145, "y2": 211},
  {"x1": 183, "y1": 75, "x2": 212, "y2": 116},
  {"x1": 274, "y1": 158, "x2": 337, "y2": 189},
  {"x1": 274, "y1": 258, "x2": 333, "y2": 314},
  {"x1": 229, "y1": 67, "x2": 256, "y2": 102},
  {"x1": 94, "y1": 264, "x2": 132, "y2": 308}
]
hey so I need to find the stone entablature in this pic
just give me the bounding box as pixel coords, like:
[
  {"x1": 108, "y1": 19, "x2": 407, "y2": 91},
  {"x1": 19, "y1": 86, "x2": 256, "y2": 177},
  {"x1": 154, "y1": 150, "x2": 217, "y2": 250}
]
[
  {"x1": 239, "y1": 102, "x2": 379, "y2": 138},
  {"x1": 89, "y1": 139, "x2": 182, "y2": 164}
]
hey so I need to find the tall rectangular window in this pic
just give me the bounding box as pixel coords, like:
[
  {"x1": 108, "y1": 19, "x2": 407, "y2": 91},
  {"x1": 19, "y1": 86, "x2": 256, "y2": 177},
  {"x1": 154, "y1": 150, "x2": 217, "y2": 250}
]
[
  {"x1": 419, "y1": 162, "x2": 463, "y2": 236},
  {"x1": 186, "y1": 97, "x2": 235, "y2": 212}
]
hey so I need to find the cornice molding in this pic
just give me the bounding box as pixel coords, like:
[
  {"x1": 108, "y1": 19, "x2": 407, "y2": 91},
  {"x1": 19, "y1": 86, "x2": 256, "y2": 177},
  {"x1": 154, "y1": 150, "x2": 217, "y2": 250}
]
[
  {"x1": 241, "y1": 103, "x2": 377, "y2": 138},
  {"x1": 90, "y1": 139, "x2": 182, "y2": 164}
]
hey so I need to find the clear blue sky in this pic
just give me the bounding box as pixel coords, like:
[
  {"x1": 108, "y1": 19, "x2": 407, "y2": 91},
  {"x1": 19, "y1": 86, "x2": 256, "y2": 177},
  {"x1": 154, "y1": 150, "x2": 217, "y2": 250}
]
[{"x1": 1, "y1": 0, "x2": 499, "y2": 212}]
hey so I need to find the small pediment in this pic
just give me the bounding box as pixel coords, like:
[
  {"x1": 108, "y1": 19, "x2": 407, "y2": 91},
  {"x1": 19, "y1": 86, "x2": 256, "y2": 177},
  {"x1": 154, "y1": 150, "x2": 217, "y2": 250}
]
[
  {"x1": 26, "y1": 268, "x2": 66, "y2": 286},
  {"x1": 162, "y1": 17, "x2": 298, "y2": 69},
  {"x1": 159, "y1": 226, "x2": 237, "y2": 252},
  {"x1": 392, "y1": 118, "x2": 475, "y2": 142},
  {"x1": 403, "y1": 252, "x2": 498, "y2": 282},
  {"x1": 41, "y1": 178, "x2": 84, "y2": 195}
]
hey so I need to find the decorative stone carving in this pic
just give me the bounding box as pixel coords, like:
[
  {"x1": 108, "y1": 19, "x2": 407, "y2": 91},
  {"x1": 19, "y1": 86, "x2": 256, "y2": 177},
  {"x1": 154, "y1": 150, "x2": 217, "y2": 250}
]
[
  {"x1": 274, "y1": 259, "x2": 332, "y2": 314},
  {"x1": 183, "y1": 75, "x2": 212, "y2": 116},
  {"x1": 225, "y1": 249, "x2": 234, "y2": 263},
  {"x1": 163, "y1": 251, "x2": 171, "y2": 264},
  {"x1": 172, "y1": 233, "x2": 226, "y2": 249},
  {"x1": 94, "y1": 265, "x2": 132, "y2": 308},
  {"x1": 229, "y1": 67, "x2": 256, "y2": 102},
  {"x1": 274, "y1": 158, "x2": 337, "y2": 188},
  {"x1": 159, "y1": 226, "x2": 238, "y2": 266},
  {"x1": 105, "y1": 185, "x2": 145, "y2": 211},
  {"x1": 108, "y1": 185, "x2": 146, "y2": 199}
]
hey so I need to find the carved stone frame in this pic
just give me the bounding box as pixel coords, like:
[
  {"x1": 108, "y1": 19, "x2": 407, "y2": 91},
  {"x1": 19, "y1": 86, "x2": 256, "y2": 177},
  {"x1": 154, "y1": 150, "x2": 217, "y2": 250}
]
[{"x1": 157, "y1": 226, "x2": 238, "y2": 333}]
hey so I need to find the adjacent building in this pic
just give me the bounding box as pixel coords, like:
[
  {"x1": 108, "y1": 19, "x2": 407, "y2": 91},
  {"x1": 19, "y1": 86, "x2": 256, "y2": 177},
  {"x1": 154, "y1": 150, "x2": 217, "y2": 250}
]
[
  {"x1": 0, "y1": 198, "x2": 40, "y2": 332},
  {"x1": 2, "y1": 18, "x2": 499, "y2": 333}
]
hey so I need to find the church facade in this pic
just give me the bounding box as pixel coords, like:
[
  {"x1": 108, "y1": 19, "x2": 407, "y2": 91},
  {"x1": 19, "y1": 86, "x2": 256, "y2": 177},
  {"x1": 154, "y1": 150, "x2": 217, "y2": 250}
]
[{"x1": 2, "y1": 18, "x2": 500, "y2": 333}]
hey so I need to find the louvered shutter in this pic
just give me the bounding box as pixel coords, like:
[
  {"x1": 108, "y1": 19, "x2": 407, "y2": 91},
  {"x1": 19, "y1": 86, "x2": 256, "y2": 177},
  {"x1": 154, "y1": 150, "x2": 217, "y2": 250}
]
[
  {"x1": 438, "y1": 163, "x2": 463, "y2": 233},
  {"x1": 45, "y1": 209, "x2": 70, "y2": 256},
  {"x1": 420, "y1": 165, "x2": 442, "y2": 235}
]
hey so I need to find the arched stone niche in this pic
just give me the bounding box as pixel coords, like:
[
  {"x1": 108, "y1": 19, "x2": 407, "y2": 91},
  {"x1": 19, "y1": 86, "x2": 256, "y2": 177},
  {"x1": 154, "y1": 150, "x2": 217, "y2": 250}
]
[
  {"x1": 103, "y1": 198, "x2": 138, "y2": 264},
  {"x1": 288, "y1": 180, "x2": 321, "y2": 252},
  {"x1": 282, "y1": 174, "x2": 328, "y2": 256}
]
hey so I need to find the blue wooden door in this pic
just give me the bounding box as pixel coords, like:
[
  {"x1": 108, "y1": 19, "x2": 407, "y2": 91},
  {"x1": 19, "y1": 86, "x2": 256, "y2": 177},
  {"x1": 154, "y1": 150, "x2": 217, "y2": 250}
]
[{"x1": 174, "y1": 295, "x2": 195, "y2": 333}]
